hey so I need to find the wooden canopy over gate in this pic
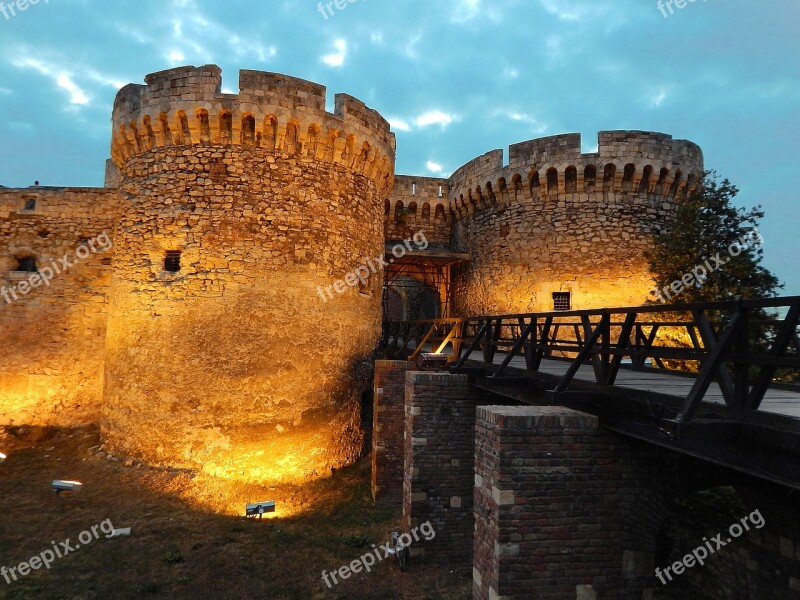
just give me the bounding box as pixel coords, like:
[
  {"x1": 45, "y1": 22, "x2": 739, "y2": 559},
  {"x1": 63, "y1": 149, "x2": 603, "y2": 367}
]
[{"x1": 382, "y1": 246, "x2": 469, "y2": 320}]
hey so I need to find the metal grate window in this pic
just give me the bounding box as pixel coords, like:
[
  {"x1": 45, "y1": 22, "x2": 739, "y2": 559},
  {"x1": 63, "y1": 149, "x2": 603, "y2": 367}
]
[
  {"x1": 16, "y1": 257, "x2": 37, "y2": 273},
  {"x1": 552, "y1": 292, "x2": 571, "y2": 312},
  {"x1": 164, "y1": 251, "x2": 182, "y2": 273}
]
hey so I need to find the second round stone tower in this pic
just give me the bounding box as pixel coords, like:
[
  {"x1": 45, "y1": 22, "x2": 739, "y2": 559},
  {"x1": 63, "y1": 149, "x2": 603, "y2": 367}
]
[{"x1": 106, "y1": 65, "x2": 395, "y2": 483}]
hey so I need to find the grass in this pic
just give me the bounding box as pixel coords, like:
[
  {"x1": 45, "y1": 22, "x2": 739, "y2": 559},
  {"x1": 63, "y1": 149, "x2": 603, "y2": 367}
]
[{"x1": 0, "y1": 426, "x2": 471, "y2": 600}]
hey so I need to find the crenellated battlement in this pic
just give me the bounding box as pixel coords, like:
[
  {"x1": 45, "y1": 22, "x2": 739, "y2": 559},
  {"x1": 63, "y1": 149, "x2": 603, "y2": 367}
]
[
  {"x1": 447, "y1": 131, "x2": 704, "y2": 220},
  {"x1": 385, "y1": 175, "x2": 450, "y2": 244},
  {"x1": 111, "y1": 65, "x2": 396, "y2": 194}
]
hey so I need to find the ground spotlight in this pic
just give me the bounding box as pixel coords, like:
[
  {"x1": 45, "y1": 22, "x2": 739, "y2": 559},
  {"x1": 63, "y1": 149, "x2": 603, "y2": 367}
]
[
  {"x1": 52, "y1": 480, "x2": 83, "y2": 493},
  {"x1": 246, "y1": 500, "x2": 276, "y2": 519}
]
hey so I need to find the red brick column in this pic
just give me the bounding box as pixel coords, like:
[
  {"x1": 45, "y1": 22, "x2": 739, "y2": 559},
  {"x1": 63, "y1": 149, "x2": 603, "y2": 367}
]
[
  {"x1": 371, "y1": 360, "x2": 414, "y2": 506},
  {"x1": 473, "y1": 405, "x2": 653, "y2": 600},
  {"x1": 403, "y1": 372, "x2": 488, "y2": 566}
]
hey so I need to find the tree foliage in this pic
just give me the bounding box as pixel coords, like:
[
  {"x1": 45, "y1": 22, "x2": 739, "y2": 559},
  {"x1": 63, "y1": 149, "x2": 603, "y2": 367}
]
[{"x1": 645, "y1": 170, "x2": 781, "y2": 304}]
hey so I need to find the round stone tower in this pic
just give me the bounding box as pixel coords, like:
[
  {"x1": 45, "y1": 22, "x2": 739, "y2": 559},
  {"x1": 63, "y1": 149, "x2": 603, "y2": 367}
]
[
  {"x1": 448, "y1": 131, "x2": 704, "y2": 315},
  {"x1": 105, "y1": 65, "x2": 395, "y2": 483}
]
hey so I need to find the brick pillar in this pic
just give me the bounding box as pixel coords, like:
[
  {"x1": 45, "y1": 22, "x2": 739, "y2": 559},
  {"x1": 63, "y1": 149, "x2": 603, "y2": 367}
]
[
  {"x1": 403, "y1": 372, "x2": 485, "y2": 566},
  {"x1": 474, "y1": 406, "x2": 652, "y2": 600},
  {"x1": 371, "y1": 360, "x2": 414, "y2": 506}
]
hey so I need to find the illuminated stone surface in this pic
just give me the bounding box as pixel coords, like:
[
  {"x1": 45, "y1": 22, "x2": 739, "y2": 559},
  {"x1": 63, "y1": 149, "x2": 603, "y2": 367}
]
[
  {"x1": 0, "y1": 66, "x2": 704, "y2": 487},
  {"x1": 102, "y1": 66, "x2": 394, "y2": 481}
]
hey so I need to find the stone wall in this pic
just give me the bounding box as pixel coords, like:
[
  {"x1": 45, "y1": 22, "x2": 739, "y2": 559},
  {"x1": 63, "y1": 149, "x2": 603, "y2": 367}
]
[
  {"x1": 102, "y1": 66, "x2": 395, "y2": 484},
  {"x1": 385, "y1": 176, "x2": 451, "y2": 246},
  {"x1": 0, "y1": 188, "x2": 117, "y2": 426},
  {"x1": 448, "y1": 131, "x2": 704, "y2": 315}
]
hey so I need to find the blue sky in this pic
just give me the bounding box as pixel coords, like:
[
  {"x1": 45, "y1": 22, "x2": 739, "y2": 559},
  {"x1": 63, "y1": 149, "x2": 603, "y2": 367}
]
[{"x1": 0, "y1": 0, "x2": 797, "y2": 294}]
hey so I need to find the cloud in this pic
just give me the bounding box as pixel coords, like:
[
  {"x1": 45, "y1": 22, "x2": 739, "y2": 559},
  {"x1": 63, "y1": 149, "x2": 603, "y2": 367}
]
[
  {"x1": 323, "y1": 39, "x2": 347, "y2": 67},
  {"x1": 426, "y1": 161, "x2": 444, "y2": 173},
  {"x1": 648, "y1": 88, "x2": 669, "y2": 108},
  {"x1": 85, "y1": 70, "x2": 127, "y2": 90},
  {"x1": 229, "y1": 35, "x2": 277, "y2": 62},
  {"x1": 538, "y1": 0, "x2": 616, "y2": 22},
  {"x1": 450, "y1": 0, "x2": 507, "y2": 24},
  {"x1": 388, "y1": 110, "x2": 459, "y2": 132},
  {"x1": 388, "y1": 118, "x2": 411, "y2": 132},
  {"x1": 502, "y1": 111, "x2": 548, "y2": 134},
  {"x1": 168, "y1": 50, "x2": 186, "y2": 64},
  {"x1": 10, "y1": 58, "x2": 90, "y2": 106},
  {"x1": 403, "y1": 31, "x2": 423, "y2": 60},
  {"x1": 416, "y1": 110, "x2": 455, "y2": 128},
  {"x1": 451, "y1": 0, "x2": 481, "y2": 23},
  {"x1": 502, "y1": 67, "x2": 519, "y2": 80}
]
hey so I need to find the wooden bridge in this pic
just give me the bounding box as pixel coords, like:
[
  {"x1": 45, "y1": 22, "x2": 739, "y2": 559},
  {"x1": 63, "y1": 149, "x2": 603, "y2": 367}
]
[{"x1": 380, "y1": 296, "x2": 800, "y2": 490}]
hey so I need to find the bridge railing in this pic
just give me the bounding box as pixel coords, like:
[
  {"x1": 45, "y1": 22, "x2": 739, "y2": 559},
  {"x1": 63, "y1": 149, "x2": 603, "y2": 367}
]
[{"x1": 381, "y1": 296, "x2": 800, "y2": 424}]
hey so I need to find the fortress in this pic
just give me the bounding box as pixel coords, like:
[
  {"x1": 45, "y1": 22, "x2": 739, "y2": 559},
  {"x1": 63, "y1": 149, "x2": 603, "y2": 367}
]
[{"x1": 0, "y1": 65, "x2": 703, "y2": 484}]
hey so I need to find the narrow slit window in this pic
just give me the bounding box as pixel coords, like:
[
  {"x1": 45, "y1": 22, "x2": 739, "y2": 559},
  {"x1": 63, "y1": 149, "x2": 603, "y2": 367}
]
[
  {"x1": 552, "y1": 292, "x2": 571, "y2": 312},
  {"x1": 164, "y1": 251, "x2": 182, "y2": 273}
]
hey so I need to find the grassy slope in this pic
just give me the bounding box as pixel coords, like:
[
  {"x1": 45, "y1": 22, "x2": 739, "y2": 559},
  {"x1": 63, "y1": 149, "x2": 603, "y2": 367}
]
[{"x1": 0, "y1": 426, "x2": 471, "y2": 600}]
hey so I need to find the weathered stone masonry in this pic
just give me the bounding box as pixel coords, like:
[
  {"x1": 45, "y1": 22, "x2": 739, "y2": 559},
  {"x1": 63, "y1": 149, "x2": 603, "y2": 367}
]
[
  {"x1": 102, "y1": 65, "x2": 395, "y2": 481},
  {"x1": 0, "y1": 188, "x2": 117, "y2": 426},
  {"x1": 448, "y1": 132, "x2": 704, "y2": 315},
  {"x1": 1, "y1": 64, "x2": 705, "y2": 491}
]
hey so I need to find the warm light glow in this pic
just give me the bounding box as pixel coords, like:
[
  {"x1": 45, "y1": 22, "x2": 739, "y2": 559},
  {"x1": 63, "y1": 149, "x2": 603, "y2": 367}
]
[
  {"x1": 52, "y1": 480, "x2": 83, "y2": 492},
  {"x1": 140, "y1": 472, "x2": 310, "y2": 518},
  {"x1": 0, "y1": 452, "x2": 6, "y2": 464}
]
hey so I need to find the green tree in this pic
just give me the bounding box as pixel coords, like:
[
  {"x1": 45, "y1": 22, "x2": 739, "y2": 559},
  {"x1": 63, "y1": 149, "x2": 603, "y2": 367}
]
[
  {"x1": 646, "y1": 170, "x2": 781, "y2": 303},
  {"x1": 644, "y1": 171, "x2": 786, "y2": 375}
]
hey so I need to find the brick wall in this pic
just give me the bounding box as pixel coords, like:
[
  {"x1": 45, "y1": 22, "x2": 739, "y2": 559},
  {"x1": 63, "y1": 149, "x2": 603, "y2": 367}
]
[
  {"x1": 655, "y1": 485, "x2": 800, "y2": 599},
  {"x1": 473, "y1": 405, "x2": 658, "y2": 600},
  {"x1": 372, "y1": 360, "x2": 414, "y2": 506},
  {"x1": 403, "y1": 372, "x2": 490, "y2": 566}
]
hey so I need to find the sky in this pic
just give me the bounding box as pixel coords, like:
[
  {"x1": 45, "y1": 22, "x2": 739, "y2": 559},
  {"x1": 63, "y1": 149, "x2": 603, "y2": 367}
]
[{"x1": 0, "y1": 0, "x2": 797, "y2": 294}]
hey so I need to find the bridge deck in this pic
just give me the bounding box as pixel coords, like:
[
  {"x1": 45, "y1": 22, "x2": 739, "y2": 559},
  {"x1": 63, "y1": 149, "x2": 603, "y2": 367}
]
[
  {"x1": 456, "y1": 349, "x2": 800, "y2": 419},
  {"x1": 384, "y1": 298, "x2": 800, "y2": 488}
]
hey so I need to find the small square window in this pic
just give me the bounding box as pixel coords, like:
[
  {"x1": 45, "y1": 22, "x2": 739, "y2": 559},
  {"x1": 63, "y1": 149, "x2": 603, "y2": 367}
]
[
  {"x1": 24, "y1": 198, "x2": 36, "y2": 211},
  {"x1": 164, "y1": 251, "x2": 181, "y2": 273},
  {"x1": 552, "y1": 292, "x2": 571, "y2": 312},
  {"x1": 16, "y1": 257, "x2": 37, "y2": 273}
]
